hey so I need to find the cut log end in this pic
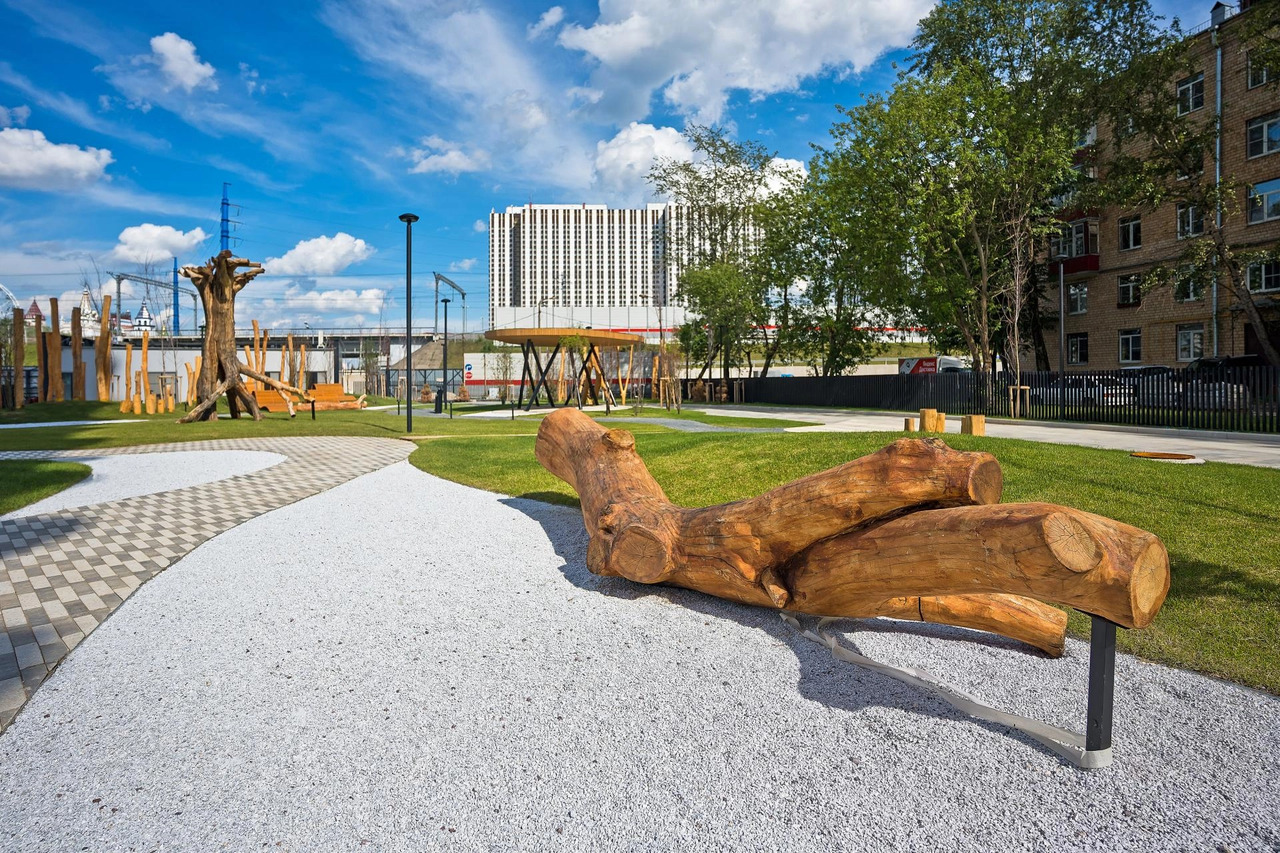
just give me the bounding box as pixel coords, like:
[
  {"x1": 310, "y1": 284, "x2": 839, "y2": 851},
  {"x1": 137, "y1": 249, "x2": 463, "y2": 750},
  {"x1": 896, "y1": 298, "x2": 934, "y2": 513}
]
[
  {"x1": 967, "y1": 457, "x2": 1003, "y2": 506},
  {"x1": 1043, "y1": 511, "x2": 1102, "y2": 573},
  {"x1": 1129, "y1": 540, "x2": 1171, "y2": 629},
  {"x1": 609, "y1": 526, "x2": 674, "y2": 583}
]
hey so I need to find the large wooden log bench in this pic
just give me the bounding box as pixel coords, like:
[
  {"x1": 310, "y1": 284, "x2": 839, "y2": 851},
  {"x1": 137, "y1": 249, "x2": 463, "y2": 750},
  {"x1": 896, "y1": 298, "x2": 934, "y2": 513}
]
[{"x1": 534, "y1": 407, "x2": 1171, "y2": 768}]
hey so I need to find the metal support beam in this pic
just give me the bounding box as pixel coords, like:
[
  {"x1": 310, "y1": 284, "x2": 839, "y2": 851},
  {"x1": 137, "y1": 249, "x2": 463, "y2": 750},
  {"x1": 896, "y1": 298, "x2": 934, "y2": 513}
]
[{"x1": 1086, "y1": 616, "x2": 1117, "y2": 756}]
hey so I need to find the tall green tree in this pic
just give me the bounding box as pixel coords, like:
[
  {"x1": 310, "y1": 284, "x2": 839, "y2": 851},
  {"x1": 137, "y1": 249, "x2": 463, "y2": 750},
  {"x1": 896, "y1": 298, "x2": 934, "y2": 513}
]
[{"x1": 649, "y1": 126, "x2": 802, "y2": 381}]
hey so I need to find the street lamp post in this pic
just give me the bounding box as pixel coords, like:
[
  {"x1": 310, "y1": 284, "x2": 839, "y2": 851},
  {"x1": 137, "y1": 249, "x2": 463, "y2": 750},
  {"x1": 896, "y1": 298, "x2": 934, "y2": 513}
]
[
  {"x1": 441, "y1": 297, "x2": 451, "y2": 407},
  {"x1": 1054, "y1": 253, "x2": 1068, "y2": 422},
  {"x1": 399, "y1": 212, "x2": 419, "y2": 433}
]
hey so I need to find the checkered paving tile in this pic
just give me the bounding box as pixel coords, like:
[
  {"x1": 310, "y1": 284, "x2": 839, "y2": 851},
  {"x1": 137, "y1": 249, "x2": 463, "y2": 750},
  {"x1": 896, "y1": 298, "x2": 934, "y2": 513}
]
[{"x1": 0, "y1": 436, "x2": 412, "y2": 731}]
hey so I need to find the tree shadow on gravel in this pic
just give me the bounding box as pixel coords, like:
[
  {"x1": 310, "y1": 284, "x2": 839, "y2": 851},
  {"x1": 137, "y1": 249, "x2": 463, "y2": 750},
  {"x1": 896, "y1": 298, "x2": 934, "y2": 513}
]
[{"x1": 501, "y1": 495, "x2": 1080, "y2": 766}]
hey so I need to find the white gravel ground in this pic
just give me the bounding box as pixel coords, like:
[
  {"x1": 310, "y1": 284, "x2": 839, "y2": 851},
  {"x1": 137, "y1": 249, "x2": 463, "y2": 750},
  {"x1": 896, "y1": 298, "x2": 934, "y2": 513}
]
[
  {"x1": 0, "y1": 461, "x2": 1276, "y2": 851},
  {"x1": 2, "y1": 451, "x2": 285, "y2": 519}
]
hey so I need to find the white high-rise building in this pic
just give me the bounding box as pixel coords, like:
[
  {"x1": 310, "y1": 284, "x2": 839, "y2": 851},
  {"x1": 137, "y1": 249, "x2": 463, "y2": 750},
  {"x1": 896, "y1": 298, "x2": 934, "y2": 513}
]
[{"x1": 488, "y1": 203, "x2": 691, "y2": 340}]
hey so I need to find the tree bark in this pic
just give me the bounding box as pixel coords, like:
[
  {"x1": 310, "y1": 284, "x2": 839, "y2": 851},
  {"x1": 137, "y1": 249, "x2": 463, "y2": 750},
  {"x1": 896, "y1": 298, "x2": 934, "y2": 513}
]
[
  {"x1": 535, "y1": 408, "x2": 1170, "y2": 655},
  {"x1": 178, "y1": 250, "x2": 312, "y2": 423},
  {"x1": 95, "y1": 295, "x2": 112, "y2": 401}
]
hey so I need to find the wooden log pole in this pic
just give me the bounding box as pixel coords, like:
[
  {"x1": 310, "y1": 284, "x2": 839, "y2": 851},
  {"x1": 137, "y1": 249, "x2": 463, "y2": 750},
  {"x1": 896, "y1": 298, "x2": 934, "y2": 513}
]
[
  {"x1": 904, "y1": 417, "x2": 917, "y2": 432},
  {"x1": 120, "y1": 343, "x2": 133, "y2": 413},
  {"x1": 96, "y1": 294, "x2": 112, "y2": 401},
  {"x1": 11, "y1": 308, "x2": 23, "y2": 409},
  {"x1": 70, "y1": 307, "x2": 84, "y2": 400},
  {"x1": 535, "y1": 408, "x2": 1171, "y2": 653},
  {"x1": 39, "y1": 332, "x2": 52, "y2": 402},
  {"x1": 299, "y1": 343, "x2": 307, "y2": 393},
  {"x1": 855, "y1": 594, "x2": 1068, "y2": 657},
  {"x1": 789, "y1": 502, "x2": 1170, "y2": 630},
  {"x1": 47, "y1": 297, "x2": 63, "y2": 402},
  {"x1": 132, "y1": 370, "x2": 142, "y2": 415},
  {"x1": 140, "y1": 331, "x2": 151, "y2": 404}
]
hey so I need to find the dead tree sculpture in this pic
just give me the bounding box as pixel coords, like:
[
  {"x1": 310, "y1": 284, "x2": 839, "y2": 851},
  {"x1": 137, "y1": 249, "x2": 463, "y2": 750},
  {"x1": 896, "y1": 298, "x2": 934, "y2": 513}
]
[
  {"x1": 535, "y1": 408, "x2": 1170, "y2": 656},
  {"x1": 179, "y1": 250, "x2": 311, "y2": 423}
]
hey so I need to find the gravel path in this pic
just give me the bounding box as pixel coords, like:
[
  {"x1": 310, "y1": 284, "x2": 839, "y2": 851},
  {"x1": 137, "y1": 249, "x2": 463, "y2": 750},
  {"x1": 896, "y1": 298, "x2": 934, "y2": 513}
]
[
  {"x1": 0, "y1": 462, "x2": 1276, "y2": 851},
  {"x1": 1, "y1": 451, "x2": 286, "y2": 519}
]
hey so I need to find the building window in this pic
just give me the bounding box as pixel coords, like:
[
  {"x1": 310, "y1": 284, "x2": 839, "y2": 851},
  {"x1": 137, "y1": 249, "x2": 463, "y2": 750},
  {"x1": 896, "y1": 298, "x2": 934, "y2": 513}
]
[
  {"x1": 1050, "y1": 219, "x2": 1098, "y2": 259},
  {"x1": 1249, "y1": 54, "x2": 1272, "y2": 89},
  {"x1": 1176, "y1": 203, "x2": 1205, "y2": 238},
  {"x1": 1247, "y1": 261, "x2": 1280, "y2": 292},
  {"x1": 1118, "y1": 215, "x2": 1142, "y2": 251},
  {"x1": 1247, "y1": 112, "x2": 1280, "y2": 159},
  {"x1": 1177, "y1": 324, "x2": 1205, "y2": 362},
  {"x1": 1119, "y1": 328, "x2": 1142, "y2": 363},
  {"x1": 1067, "y1": 283, "x2": 1087, "y2": 314},
  {"x1": 1177, "y1": 73, "x2": 1204, "y2": 115},
  {"x1": 1247, "y1": 178, "x2": 1280, "y2": 224},
  {"x1": 1067, "y1": 332, "x2": 1088, "y2": 365},
  {"x1": 1174, "y1": 268, "x2": 1203, "y2": 302},
  {"x1": 1117, "y1": 274, "x2": 1142, "y2": 307}
]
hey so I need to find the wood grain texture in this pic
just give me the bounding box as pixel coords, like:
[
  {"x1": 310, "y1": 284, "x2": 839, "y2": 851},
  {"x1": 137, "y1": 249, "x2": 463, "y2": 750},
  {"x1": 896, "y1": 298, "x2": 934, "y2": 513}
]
[{"x1": 535, "y1": 407, "x2": 1171, "y2": 654}]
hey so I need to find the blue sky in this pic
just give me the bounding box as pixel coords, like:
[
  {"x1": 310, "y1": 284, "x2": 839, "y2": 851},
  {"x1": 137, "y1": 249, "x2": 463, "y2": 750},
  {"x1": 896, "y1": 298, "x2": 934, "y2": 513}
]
[{"x1": 0, "y1": 0, "x2": 1195, "y2": 333}]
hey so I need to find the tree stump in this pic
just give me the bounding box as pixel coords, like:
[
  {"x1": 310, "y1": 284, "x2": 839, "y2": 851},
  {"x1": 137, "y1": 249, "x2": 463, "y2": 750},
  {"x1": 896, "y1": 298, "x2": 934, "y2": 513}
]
[
  {"x1": 534, "y1": 408, "x2": 1170, "y2": 655},
  {"x1": 178, "y1": 251, "x2": 311, "y2": 422}
]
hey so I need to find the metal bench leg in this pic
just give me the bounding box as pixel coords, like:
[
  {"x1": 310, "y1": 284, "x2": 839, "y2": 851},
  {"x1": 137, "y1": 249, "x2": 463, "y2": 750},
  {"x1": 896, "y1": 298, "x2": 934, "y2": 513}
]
[{"x1": 1083, "y1": 616, "x2": 1117, "y2": 768}]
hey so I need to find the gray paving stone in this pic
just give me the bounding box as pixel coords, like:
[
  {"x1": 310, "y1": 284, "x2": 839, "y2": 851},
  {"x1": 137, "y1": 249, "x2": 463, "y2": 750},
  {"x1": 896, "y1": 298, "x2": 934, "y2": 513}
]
[{"x1": 0, "y1": 436, "x2": 412, "y2": 732}]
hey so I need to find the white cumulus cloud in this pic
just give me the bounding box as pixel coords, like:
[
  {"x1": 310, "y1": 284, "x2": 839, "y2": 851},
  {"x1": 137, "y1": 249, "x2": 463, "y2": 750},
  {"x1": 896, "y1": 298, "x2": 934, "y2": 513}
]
[
  {"x1": 266, "y1": 233, "x2": 376, "y2": 276},
  {"x1": 449, "y1": 257, "x2": 478, "y2": 272},
  {"x1": 594, "y1": 122, "x2": 693, "y2": 194},
  {"x1": 0, "y1": 127, "x2": 113, "y2": 190},
  {"x1": 147, "y1": 32, "x2": 217, "y2": 93},
  {"x1": 764, "y1": 156, "x2": 809, "y2": 195},
  {"x1": 528, "y1": 6, "x2": 565, "y2": 39},
  {"x1": 0, "y1": 104, "x2": 31, "y2": 127},
  {"x1": 473, "y1": 219, "x2": 487, "y2": 233},
  {"x1": 281, "y1": 284, "x2": 386, "y2": 315},
  {"x1": 559, "y1": 0, "x2": 932, "y2": 123},
  {"x1": 403, "y1": 135, "x2": 490, "y2": 175},
  {"x1": 109, "y1": 223, "x2": 208, "y2": 263}
]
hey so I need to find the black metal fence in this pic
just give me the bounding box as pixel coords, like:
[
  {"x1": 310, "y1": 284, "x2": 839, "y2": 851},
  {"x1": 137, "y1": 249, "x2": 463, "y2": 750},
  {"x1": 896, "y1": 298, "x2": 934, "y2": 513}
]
[{"x1": 742, "y1": 366, "x2": 1280, "y2": 433}]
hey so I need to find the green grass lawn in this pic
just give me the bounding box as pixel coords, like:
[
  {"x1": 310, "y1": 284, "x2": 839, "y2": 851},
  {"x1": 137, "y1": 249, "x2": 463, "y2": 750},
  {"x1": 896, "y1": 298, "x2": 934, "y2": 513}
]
[
  {"x1": 593, "y1": 406, "x2": 808, "y2": 429},
  {"x1": 409, "y1": 429, "x2": 1280, "y2": 694},
  {"x1": 0, "y1": 459, "x2": 93, "y2": 515},
  {"x1": 5, "y1": 398, "x2": 1276, "y2": 693}
]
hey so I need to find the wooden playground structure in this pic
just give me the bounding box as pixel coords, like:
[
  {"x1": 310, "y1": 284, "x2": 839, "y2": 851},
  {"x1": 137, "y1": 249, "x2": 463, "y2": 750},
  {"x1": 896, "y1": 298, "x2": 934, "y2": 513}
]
[{"x1": 483, "y1": 327, "x2": 680, "y2": 412}]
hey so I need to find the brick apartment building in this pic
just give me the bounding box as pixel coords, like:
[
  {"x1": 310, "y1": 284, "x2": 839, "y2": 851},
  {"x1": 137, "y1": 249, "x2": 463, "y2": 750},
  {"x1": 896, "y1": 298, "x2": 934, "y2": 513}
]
[{"x1": 1050, "y1": 0, "x2": 1280, "y2": 371}]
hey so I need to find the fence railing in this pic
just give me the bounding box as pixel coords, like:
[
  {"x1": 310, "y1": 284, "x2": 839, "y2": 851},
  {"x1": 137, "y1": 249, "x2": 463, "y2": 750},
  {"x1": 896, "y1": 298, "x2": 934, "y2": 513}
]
[{"x1": 741, "y1": 367, "x2": 1280, "y2": 434}]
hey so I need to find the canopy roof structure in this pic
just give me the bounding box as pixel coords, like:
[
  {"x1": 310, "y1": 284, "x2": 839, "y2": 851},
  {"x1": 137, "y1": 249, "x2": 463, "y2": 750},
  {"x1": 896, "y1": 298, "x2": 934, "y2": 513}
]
[{"x1": 484, "y1": 327, "x2": 643, "y2": 348}]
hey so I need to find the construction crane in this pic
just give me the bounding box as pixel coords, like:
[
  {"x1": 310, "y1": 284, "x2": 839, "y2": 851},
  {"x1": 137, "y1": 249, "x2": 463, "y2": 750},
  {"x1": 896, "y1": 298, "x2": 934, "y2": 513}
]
[
  {"x1": 432, "y1": 272, "x2": 467, "y2": 335},
  {"x1": 0, "y1": 283, "x2": 19, "y2": 315},
  {"x1": 106, "y1": 271, "x2": 200, "y2": 338}
]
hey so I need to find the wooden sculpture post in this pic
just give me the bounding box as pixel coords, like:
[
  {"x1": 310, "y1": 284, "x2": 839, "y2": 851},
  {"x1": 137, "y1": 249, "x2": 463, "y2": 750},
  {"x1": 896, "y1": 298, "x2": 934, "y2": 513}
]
[
  {"x1": 11, "y1": 307, "x2": 23, "y2": 409},
  {"x1": 70, "y1": 307, "x2": 84, "y2": 400},
  {"x1": 179, "y1": 250, "x2": 310, "y2": 422},
  {"x1": 46, "y1": 297, "x2": 62, "y2": 402},
  {"x1": 535, "y1": 408, "x2": 1171, "y2": 656},
  {"x1": 95, "y1": 295, "x2": 112, "y2": 401}
]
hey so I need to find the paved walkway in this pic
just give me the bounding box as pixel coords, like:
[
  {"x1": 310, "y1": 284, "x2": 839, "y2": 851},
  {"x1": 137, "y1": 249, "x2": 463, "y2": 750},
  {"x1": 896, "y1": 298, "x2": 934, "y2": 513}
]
[
  {"x1": 0, "y1": 436, "x2": 412, "y2": 731},
  {"x1": 685, "y1": 405, "x2": 1280, "y2": 468}
]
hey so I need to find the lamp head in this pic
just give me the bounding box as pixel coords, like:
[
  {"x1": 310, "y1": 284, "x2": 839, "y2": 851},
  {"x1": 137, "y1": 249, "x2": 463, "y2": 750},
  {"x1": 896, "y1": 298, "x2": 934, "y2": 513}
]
[
  {"x1": 441, "y1": 297, "x2": 451, "y2": 304},
  {"x1": 399, "y1": 213, "x2": 420, "y2": 224}
]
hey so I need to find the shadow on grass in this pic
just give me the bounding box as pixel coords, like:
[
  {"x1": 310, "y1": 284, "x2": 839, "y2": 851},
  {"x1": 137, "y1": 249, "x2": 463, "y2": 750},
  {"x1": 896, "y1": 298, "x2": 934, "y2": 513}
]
[
  {"x1": 500, "y1": 495, "x2": 1080, "y2": 767},
  {"x1": 1166, "y1": 555, "x2": 1280, "y2": 602}
]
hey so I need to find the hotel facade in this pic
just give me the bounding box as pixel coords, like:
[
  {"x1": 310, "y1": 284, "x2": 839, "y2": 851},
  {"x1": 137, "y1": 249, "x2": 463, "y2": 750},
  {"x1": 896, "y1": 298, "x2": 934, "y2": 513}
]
[{"x1": 488, "y1": 203, "x2": 692, "y2": 340}]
